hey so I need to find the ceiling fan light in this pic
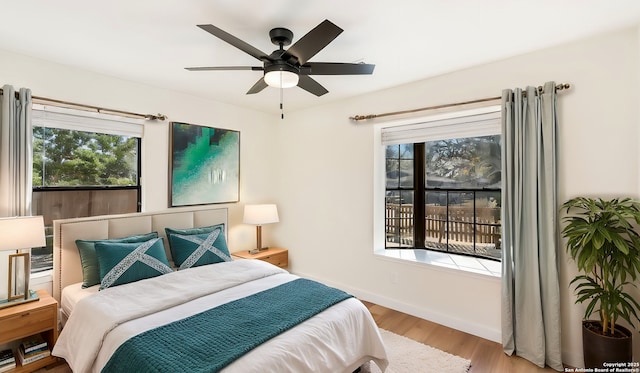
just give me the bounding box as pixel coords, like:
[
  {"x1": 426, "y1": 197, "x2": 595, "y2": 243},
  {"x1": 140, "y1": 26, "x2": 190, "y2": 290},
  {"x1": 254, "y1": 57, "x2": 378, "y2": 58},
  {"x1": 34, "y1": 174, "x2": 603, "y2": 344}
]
[{"x1": 264, "y1": 70, "x2": 299, "y2": 88}]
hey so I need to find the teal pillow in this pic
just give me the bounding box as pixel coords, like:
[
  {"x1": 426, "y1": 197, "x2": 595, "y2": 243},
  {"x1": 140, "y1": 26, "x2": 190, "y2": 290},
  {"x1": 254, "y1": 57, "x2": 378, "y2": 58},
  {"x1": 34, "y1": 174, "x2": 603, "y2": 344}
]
[
  {"x1": 76, "y1": 232, "x2": 159, "y2": 288},
  {"x1": 164, "y1": 225, "x2": 217, "y2": 237},
  {"x1": 95, "y1": 238, "x2": 172, "y2": 290},
  {"x1": 165, "y1": 224, "x2": 231, "y2": 270}
]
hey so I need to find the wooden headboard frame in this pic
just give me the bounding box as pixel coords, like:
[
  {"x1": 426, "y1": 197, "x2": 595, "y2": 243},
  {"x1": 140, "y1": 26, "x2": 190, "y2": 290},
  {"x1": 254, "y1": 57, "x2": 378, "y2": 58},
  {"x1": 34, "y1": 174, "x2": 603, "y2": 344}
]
[{"x1": 52, "y1": 207, "x2": 228, "y2": 303}]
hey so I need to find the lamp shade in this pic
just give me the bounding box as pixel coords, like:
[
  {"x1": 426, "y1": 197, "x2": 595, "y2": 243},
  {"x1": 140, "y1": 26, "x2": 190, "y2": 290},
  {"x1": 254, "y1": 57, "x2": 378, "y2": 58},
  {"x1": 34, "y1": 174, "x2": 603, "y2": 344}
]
[
  {"x1": 0, "y1": 216, "x2": 46, "y2": 251},
  {"x1": 243, "y1": 204, "x2": 279, "y2": 225},
  {"x1": 264, "y1": 70, "x2": 299, "y2": 88}
]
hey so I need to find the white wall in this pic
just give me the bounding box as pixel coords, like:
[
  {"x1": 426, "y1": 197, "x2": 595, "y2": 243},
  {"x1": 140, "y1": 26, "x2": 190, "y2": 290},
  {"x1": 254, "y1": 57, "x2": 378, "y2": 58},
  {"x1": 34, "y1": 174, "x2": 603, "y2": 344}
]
[
  {"x1": 0, "y1": 48, "x2": 278, "y2": 251},
  {"x1": 274, "y1": 26, "x2": 640, "y2": 368}
]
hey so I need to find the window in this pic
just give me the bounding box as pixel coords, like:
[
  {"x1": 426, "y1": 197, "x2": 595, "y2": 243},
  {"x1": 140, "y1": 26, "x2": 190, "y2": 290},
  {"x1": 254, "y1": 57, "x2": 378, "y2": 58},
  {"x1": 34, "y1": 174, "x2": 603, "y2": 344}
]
[
  {"x1": 383, "y1": 108, "x2": 501, "y2": 261},
  {"x1": 30, "y1": 105, "x2": 143, "y2": 272}
]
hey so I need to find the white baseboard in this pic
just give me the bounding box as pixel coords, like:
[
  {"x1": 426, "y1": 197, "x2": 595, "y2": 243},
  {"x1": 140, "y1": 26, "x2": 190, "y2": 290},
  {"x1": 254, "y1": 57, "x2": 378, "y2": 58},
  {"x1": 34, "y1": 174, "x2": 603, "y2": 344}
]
[{"x1": 295, "y1": 270, "x2": 501, "y2": 344}]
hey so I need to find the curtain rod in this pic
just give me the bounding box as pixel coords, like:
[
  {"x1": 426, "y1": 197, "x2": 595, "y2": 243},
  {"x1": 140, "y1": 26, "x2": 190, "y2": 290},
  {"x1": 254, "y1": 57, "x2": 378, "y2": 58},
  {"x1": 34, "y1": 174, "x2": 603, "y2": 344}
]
[
  {"x1": 349, "y1": 82, "x2": 571, "y2": 122},
  {"x1": 0, "y1": 88, "x2": 167, "y2": 121}
]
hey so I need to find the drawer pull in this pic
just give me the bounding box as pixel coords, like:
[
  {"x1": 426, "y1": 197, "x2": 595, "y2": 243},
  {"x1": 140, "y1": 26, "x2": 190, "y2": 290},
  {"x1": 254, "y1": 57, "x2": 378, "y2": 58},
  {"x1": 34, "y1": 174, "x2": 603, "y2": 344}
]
[{"x1": 21, "y1": 312, "x2": 31, "y2": 317}]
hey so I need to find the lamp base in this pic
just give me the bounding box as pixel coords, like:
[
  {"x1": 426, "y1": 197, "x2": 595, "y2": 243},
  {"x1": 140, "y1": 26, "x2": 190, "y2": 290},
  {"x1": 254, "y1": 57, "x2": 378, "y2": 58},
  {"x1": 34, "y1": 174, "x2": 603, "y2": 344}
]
[
  {"x1": 248, "y1": 247, "x2": 270, "y2": 255},
  {"x1": 0, "y1": 290, "x2": 39, "y2": 309}
]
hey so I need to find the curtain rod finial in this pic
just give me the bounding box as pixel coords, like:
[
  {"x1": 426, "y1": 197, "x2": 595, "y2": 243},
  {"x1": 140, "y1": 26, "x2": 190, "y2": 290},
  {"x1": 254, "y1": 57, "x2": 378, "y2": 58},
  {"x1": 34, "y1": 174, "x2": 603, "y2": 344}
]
[
  {"x1": 349, "y1": 114, "x2": 377, "y2": 121},
  {"x1": 145, "y1": 113, "x2": 167, "y2": 121}
]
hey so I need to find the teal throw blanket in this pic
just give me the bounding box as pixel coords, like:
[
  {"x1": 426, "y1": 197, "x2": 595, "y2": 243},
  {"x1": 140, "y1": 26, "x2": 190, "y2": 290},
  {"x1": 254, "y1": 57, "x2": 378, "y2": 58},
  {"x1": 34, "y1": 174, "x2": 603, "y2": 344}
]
[{"x1": 101, "y1": 278, "x2": 352, "y2": 373}]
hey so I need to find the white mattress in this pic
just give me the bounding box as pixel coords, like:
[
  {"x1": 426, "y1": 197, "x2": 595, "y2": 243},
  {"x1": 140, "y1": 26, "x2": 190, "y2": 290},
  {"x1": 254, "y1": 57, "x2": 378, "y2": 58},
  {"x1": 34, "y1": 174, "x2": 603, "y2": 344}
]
[{"x1": 54, "y1": 260, "x2": 388, "y2": 373}]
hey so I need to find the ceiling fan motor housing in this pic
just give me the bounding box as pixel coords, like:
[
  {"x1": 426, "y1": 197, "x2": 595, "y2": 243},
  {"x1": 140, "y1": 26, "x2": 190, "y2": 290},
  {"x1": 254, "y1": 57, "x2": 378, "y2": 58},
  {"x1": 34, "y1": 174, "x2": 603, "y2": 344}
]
[
  {"x1": 269, "y1": 27, "x2": 293, "y2": 46},
  {"x1": 264, "y1": 59, "x2": 299, "y2": 75}
]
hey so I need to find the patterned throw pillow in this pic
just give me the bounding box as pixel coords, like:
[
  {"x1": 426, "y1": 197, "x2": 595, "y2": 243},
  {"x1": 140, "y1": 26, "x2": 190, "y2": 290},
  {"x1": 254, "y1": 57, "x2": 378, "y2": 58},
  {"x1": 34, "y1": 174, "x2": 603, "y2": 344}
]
[
  {"x1": 75, "y1": 232, "x2": 159, "y2": 288},
  {"x1": 165, "y1": 224, "x2": 232, "y2": 270},
  {"x1": 95, "y1": 237, "x2": 173, "y2": 290},
  {"x1": 165, "y1": 225, "x2": 217, "y2": 237}
]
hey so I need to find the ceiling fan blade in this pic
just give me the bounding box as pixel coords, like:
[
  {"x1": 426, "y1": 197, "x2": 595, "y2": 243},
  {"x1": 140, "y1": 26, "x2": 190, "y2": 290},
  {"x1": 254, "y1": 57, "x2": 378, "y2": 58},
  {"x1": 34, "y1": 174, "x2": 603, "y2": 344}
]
[
  {"x1": 300, "y1": 62, "x2": 375, "y2": 75},
  {"x1": 285, "y1": 20, "x2": 343, "y2": 65},
  {"x1": 197, "y1": 24, "x2": 270, "y2": 61},
  {"x1": 185, "y1": 66, "x2": 263, "y2": 71},
  {"x1": 297, "y1": 75, "x2": 329, "y2": 97},
  {"x1": 246, "y1": 78, "x2": 268, "y2": 94}
]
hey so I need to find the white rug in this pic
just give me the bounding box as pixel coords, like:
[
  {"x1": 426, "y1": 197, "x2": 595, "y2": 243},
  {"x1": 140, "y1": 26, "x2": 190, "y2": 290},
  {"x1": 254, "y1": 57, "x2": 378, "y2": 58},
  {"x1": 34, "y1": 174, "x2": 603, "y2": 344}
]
[{"x1": 360, "y1": 329, "x2": 471, "y2": 373}]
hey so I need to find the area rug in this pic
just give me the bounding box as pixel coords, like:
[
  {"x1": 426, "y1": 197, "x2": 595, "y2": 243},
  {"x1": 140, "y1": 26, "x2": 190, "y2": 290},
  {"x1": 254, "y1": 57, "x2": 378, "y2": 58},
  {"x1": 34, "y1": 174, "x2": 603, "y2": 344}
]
[{"x1": 360, "y1": 329, "x2": 471, "y2": 373}]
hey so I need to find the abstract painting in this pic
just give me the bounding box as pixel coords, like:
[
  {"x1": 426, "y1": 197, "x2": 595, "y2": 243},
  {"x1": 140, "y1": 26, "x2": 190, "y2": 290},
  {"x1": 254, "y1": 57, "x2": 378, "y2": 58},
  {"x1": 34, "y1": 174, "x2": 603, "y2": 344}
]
[{"x1": 169, "y1": 122, "x2": 239, "y2": 206}]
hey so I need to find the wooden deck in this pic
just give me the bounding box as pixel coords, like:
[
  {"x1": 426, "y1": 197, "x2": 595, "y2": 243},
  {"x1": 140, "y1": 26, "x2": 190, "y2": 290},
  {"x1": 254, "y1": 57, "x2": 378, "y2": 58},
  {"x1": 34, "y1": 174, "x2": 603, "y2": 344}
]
[{"x1": 386, "y1": 203, "x2": 501, "y2": 260}]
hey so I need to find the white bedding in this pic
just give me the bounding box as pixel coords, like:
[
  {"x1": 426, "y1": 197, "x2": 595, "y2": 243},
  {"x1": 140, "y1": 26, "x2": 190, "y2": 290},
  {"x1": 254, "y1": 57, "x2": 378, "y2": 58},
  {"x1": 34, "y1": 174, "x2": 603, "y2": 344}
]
[
  {"x1": 60, "y1": 282, "x2": 97, "y2": 326},
  {"x1": 53, "y1": 260, "x2": 388, "y2": 373}
]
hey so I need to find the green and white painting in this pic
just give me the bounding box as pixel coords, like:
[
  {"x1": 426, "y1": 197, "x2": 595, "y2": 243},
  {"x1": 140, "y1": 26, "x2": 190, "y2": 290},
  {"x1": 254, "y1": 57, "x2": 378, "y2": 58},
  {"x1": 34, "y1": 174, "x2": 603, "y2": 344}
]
[{"x1": 170, "y1": 122, "x2": 239, "y2": 206}]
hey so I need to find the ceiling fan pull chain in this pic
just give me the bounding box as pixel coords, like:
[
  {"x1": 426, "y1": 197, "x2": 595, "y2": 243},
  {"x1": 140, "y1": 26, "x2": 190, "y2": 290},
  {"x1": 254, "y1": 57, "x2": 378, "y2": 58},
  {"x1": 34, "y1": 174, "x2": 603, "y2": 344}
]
[{"x1": 280, "y1": 74, "x2": 285, "y2": 119}]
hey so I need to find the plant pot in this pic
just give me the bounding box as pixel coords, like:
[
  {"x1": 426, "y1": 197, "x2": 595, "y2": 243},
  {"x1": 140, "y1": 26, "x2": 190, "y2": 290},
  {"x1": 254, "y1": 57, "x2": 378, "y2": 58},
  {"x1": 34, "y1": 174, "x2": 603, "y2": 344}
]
[{"x1": 582, "y1": 320, "x2": 632, "y2": 368}]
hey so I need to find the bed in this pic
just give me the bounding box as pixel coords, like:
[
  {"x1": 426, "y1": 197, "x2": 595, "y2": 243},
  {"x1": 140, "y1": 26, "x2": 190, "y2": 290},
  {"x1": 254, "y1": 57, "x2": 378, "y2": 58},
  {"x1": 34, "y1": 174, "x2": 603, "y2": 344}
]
[{"x1": 51, "y1": 207, "x2": 388, "y2": 373}]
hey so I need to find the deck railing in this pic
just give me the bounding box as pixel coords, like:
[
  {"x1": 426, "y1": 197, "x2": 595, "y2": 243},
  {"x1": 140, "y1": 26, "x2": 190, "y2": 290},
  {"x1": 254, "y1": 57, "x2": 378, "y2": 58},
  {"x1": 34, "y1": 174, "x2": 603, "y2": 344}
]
[{"x1": 385, "y1": 203, "x2": 501, "y2": 251}]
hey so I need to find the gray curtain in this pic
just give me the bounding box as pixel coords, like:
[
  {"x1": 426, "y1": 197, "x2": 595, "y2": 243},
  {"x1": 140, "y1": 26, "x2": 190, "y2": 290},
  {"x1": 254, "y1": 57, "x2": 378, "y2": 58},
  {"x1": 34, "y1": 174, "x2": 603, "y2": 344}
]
[
  {"x1": 501, "y1": 81, "x2": 562, "y2": 371},
  {"x1": 0, "y1": 84, "x2": 33, "y2": 217},
  {"x1": 0, "y1": 85, "x2": 33, "y2": 300}
]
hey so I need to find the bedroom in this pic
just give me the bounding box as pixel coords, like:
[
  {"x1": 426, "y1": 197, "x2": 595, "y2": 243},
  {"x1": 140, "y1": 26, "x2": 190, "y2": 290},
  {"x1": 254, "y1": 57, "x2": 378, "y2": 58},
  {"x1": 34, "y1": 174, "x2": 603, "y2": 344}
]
[{"x1": 0, "y1": 1, "x2": 639, "y2": 371}]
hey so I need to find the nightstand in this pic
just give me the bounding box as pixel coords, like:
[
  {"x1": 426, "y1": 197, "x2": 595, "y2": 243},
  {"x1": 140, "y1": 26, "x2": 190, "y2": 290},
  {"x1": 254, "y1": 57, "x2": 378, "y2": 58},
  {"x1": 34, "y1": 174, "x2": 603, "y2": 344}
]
[
  {"x1": 233, "y1": 247, "x2": 288, "y2": 268},
  {"x1": 0, "y1": 289, "x2": 58, "y2": 373}
]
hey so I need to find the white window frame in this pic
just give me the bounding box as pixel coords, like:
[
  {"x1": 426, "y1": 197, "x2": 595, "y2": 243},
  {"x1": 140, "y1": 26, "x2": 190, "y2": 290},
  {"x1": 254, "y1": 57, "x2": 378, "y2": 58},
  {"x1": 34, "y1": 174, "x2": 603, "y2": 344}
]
[
  {"x1": 373, "y1": 105, "x2": 502, "y2": 277},
  {"x1": 30, "y1": 105, "x2": 145, "y2": 277}
]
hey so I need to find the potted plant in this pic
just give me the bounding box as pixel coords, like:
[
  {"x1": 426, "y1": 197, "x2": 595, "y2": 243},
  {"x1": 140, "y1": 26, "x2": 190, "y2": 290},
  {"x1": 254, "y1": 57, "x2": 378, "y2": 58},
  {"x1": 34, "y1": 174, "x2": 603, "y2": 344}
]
[{"x1": 561, "y1": 197, "x2": 640, "y2": 368}]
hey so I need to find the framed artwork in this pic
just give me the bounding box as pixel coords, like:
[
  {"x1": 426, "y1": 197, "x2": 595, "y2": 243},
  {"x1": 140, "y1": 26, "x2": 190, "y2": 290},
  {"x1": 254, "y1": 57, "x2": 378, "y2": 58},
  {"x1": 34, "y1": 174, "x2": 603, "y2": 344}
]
[{"x1": 169, "y1": 122, "x2": 240, "y2": 207}]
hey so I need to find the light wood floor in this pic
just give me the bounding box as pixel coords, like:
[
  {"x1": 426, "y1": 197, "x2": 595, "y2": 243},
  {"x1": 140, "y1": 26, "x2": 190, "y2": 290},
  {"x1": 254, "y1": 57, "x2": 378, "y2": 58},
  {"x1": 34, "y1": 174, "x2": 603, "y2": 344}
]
[
  {"x1": 362, "y1": 300, "x2": 560, "y2": 373},
  {"x1": 40, "y1": 301, "x2": 559, "y2": 373}
]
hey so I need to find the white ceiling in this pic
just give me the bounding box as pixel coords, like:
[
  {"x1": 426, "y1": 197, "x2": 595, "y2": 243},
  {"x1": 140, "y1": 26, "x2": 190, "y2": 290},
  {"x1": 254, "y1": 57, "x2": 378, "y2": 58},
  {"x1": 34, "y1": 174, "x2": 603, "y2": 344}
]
[{"x1": 3, "y1": 1, "x2": 640, "y2": 115}]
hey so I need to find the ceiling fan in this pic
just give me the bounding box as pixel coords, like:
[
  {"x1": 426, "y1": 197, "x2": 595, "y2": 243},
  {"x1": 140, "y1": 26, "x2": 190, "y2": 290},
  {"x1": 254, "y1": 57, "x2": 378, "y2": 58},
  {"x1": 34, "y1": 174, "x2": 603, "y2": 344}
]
[{"x1": 185, "y1": 19, "x2": 375, "y2": 97}]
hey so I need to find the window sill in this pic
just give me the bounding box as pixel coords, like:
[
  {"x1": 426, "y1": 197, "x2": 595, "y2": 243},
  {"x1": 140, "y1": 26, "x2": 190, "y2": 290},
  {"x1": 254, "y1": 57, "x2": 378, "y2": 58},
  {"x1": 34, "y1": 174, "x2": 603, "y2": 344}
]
[
  {"x1": 374, "y1": 249, "x2": 501, "y2": 278},
  {"x1": 31, "y1": 269, "x2": 53, "y2": 285}
]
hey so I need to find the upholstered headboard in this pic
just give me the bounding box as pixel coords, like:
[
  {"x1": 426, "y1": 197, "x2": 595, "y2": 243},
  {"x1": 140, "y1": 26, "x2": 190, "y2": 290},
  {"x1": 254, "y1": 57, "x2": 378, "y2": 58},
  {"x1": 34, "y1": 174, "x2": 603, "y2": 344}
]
[{"x1": 52, "y1": 207, "x2": 228, "y2": 302}]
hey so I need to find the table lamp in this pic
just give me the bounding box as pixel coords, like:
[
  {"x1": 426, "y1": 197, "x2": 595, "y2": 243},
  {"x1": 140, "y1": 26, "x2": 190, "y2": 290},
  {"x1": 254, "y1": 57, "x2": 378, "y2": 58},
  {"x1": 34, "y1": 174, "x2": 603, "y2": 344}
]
[
  {"x1": 0, "y1": 216, "x2": 46, "y2": 308},
  {"x1": 243, "y1": 204, "x2": 279, "y2": 254}
]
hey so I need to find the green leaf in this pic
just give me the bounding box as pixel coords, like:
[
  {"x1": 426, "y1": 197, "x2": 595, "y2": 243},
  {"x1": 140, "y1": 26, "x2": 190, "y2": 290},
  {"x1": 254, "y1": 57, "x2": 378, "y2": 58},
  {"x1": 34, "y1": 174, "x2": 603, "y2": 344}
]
[
  {"x1": 592, "y1": 232, "x2": 605, "y2": 251},
  {"x1": 612, "y1": 236, "x2": 630, "y2": 255},
  {"x1": 584, "y1": 297, "x2": 599, "y2": 319}
]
